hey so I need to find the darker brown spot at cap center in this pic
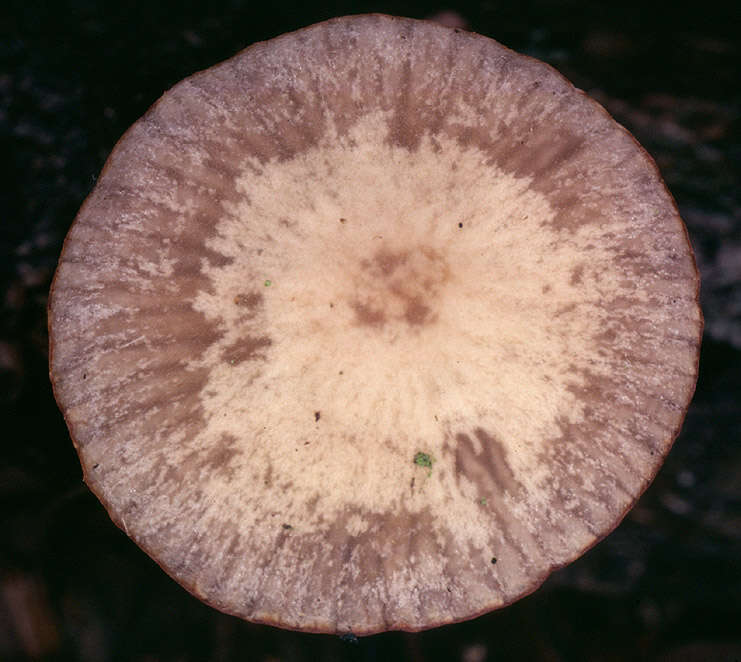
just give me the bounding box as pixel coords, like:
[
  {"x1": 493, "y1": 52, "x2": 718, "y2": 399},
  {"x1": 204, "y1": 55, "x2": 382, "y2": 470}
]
[{"x1": 348, "y1": 245, "x2": 450, "y2": 333}]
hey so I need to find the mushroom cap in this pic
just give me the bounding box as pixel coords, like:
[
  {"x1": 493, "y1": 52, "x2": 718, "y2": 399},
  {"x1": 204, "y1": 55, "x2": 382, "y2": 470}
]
[{"x1": 48, "y1": 15, "x2": 702, "y2": 634}]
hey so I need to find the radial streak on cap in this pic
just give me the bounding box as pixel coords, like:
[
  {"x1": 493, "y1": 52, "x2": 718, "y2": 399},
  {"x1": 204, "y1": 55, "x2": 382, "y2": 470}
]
[{"x1": 49, "y1": 14, "x2": 702, "y2": 634}]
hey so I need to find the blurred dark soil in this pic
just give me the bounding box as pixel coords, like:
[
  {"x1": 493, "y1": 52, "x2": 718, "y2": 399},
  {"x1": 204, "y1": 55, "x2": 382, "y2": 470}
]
[{"x1": 1, "y1": 1, "x2": 739, "y2": 660}]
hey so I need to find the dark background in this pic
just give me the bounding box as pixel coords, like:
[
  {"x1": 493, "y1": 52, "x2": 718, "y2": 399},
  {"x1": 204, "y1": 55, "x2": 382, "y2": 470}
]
[{"x1": 1, "y1": 1, "x2": 740, "y2": 660}]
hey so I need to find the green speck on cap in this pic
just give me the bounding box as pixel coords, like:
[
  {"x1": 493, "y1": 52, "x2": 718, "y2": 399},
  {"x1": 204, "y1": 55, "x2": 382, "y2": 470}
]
[
  {"x1": 264, "y1": 279, "x2": 272, "y2": 287},
  {"x1": 414, "y1": 452, "x2": 435, "y2": 476}
]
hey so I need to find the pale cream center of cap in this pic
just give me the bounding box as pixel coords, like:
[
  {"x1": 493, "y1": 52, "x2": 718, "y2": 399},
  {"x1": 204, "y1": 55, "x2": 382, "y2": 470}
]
[{"x1": 188, "y1": 113, "x2": 616, "y2": 552}]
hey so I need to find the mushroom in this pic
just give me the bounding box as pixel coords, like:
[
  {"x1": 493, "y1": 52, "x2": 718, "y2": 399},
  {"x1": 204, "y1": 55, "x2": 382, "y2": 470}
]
[{"x1": 48, "y1": 15, "x2": 702, "y2": 634}]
